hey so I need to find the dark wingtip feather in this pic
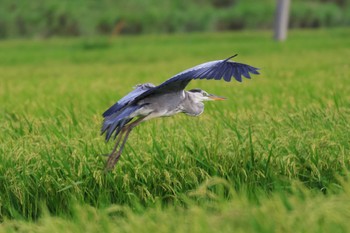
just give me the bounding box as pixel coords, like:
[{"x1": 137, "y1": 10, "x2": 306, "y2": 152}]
[
  {"x1": 223, "y1": 66, "x2": 233, "y2": 82},
  {"x1": 224, "y1": 54, "x2": 238, "y2": 62},
  {"x1": 105, "y1": 123, "x2": 117, "y2": 142},
  {"x1": 112, "y1": 118, "x2": 132, "y2": 140},
  {"x1": 102, "y1": 104, "x2": 119, "y2": 117},
  {"x1": 101, "y1": 123, "x2": 109, "y2": 135},
  {"x1": 240, "y1": 65, "x2": 251, "y2": 79},
  {"x1": 102, "y1": 105, "x2": 142, "y2": 142},
  {"x1": 234, "y1": 76, "x2": 242, "y2": 82},
  {"x1": 248, "y1": 66, "x2": 260, "y2": 75}
]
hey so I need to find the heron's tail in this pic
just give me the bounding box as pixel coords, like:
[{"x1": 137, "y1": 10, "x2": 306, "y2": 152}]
[{"x1": 101, "y1": 105, "x2": 141, "y2": 142}]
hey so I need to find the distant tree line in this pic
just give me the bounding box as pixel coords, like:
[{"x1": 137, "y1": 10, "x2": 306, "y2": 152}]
[{"x1": 0, "y1": 0, "x2": 349, "y2": 39}]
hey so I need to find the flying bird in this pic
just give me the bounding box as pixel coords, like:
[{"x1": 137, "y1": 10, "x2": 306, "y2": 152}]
[{"x1": 101, "y1": 55, "x2": 259, "y2": 170}]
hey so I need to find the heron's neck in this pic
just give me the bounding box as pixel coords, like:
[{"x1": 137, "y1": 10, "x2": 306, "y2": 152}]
[{"x1": 181, "y1": 91, "x2": 204, "y2": 116}]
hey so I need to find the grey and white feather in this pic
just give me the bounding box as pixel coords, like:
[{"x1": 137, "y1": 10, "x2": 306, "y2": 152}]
[{"x1": 101, "y1": 55, "x2": 260, "y2": 170}]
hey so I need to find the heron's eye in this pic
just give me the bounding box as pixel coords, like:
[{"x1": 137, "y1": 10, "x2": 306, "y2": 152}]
[{"x1": 202, "y1": 92, "x2": 209, "y2": 96}]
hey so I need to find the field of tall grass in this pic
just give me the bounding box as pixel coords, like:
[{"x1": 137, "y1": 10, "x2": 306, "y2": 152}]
[{"x1": 0, "y1": 28, "x2": 350, "y2": 232}]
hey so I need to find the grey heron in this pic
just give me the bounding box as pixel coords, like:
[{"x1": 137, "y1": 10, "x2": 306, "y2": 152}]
[{"x1": 101, "y1": 55, "x2": 259, "y2": 170}]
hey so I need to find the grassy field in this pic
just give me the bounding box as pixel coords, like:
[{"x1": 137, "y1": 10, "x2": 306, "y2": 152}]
[{"x1": 0, "y1": 28, "x2": 350, "y2": 232}]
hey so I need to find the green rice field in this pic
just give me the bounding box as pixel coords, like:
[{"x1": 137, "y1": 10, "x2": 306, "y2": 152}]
[{"x1": 0, "y1": 28, "x2": 350, "y2": 232}]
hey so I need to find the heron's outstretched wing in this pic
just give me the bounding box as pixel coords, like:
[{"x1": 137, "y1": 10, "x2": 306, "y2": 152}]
[
  {"x1": 132, "y1": 55, "x2": 259, "y2": 102},
  {"x1": 102, "y1": 83, "x2": 155, "y2": 117}
]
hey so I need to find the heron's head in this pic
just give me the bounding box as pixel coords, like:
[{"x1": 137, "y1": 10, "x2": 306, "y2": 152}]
[{"x1": 188, "y1": 88, "x2": 226, "y2": 102}]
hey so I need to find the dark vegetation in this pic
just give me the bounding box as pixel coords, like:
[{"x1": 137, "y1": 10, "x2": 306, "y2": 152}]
[{"x1": 0, "y1": 0, "x2": 349, "y2": 39}]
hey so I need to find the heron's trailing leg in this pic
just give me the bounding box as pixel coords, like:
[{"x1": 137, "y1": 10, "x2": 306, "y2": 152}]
[
  {"x1": 105, "y1": 116, "x2": 146, "y2": 170},
  {"x1": 109, "y1": 127, "x2": 126, "y2": 156}
]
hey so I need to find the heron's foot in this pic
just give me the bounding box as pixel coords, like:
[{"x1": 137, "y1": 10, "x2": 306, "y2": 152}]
[{"x1": 105, "y1": 151, "x2": 122, "y2": 171}]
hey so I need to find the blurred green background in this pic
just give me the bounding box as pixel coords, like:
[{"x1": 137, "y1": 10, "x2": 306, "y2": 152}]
[{"x1": 0, "y1": 0, "x2": 349, "y2": 39}]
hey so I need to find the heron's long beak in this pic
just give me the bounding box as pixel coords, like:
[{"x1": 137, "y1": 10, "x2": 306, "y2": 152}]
[{"x1": 208, "y1": 94, "x2": 227, "y2": 101}]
